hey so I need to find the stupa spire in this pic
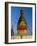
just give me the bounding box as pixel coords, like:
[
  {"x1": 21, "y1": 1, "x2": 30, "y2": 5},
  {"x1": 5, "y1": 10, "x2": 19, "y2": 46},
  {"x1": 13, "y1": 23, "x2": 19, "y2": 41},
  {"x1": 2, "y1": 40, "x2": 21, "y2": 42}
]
[
  {"x1": 20, "y1": 8, "x2": 24, "y2": 16},
  {"x1": 17, "y1": 8, "x2": 27, "y2": 38}
]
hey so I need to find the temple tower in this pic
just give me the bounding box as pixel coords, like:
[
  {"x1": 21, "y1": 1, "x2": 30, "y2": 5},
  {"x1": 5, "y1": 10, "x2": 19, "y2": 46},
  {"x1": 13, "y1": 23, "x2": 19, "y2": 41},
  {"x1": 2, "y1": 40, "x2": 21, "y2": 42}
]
[{"x1": 17, "y1": 9, "x2": 28, "y2": 38}]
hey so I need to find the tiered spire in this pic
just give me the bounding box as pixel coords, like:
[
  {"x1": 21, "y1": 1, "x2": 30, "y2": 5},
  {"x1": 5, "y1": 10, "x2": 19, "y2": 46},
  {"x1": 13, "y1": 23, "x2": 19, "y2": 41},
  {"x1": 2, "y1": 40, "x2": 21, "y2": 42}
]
[{"x1": 17, "y1": 8, "x2": 27, "y2": 38}]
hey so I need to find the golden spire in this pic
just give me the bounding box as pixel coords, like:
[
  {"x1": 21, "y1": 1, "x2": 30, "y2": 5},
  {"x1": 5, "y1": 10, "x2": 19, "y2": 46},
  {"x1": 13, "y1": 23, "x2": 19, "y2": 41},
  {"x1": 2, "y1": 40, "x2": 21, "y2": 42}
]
[{"x1": 17, "y1": 8, "x2": 27, "y2": 38}]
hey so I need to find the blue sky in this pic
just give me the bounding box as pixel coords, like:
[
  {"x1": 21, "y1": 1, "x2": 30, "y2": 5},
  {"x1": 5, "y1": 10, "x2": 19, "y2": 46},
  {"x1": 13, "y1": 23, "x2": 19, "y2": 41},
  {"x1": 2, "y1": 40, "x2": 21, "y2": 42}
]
[{"x1": 11, "y1": 7, "x2": 32, "y2": 35}]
